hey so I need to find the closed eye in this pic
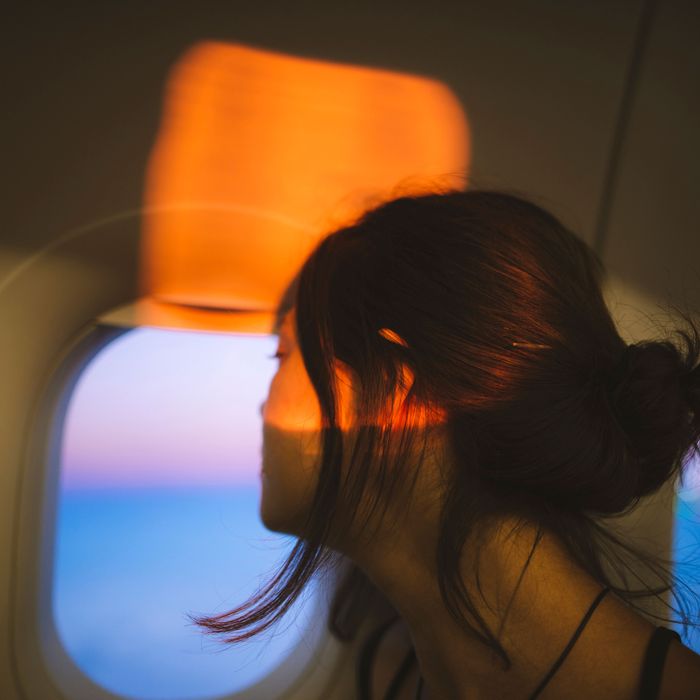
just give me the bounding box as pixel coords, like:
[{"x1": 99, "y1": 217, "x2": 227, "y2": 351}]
[{"x1": 268, "y1": 352, "x2": 285, "y2": 360}]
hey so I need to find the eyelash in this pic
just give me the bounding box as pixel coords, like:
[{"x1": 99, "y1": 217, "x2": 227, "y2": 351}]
[{"x1": 268, "y1": 352, "x2": 285, "y2": 360}]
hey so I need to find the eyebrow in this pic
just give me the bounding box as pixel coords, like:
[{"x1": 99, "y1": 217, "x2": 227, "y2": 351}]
[
  {"x1": 272, "y1": 312, "x2": 286, "y2": 337},
  {"x1": 273, "y1": 302, "x2": 291, "y2": 335},
  {"x1": 273, "y1": 309, "x2": 293, "y2": 338}
]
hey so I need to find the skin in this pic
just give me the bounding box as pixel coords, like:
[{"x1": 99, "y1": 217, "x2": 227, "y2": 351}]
[{"x1": 260, "y1": 307, "x2": 700, "y2": 699}]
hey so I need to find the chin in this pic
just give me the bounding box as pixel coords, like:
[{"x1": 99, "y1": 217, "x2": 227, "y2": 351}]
[{"x1": 260, "y1": 511, "x2": 289, "y2": 535}]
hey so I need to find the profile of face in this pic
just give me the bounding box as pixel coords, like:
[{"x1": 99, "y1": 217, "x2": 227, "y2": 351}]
[
  {"x1": 259, "y1": 305, "x2": 448, "y2": 556},
  {"x1": 259, "y1": 306, "x2": 357, "y2": 536}
]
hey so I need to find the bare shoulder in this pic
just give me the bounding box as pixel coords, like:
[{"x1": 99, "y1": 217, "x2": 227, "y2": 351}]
[
  {"x1": 601, "y1": 596, "x2": 700, "y2": 700},
  {"x1": 659, "y1": 639, "x2": 700, "y2": 699}
]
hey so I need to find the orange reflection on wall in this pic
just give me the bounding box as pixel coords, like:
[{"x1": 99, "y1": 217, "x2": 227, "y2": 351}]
[{"x1": 135, "y1": 40, "x2": 470, "y2": 336}]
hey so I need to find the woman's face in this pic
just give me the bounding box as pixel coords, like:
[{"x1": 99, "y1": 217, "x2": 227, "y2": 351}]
[
  {"x1": 259, "y1": 306, "x2": 356, "y2": 536},
  {"x1": 259, "y1": 305, "x2": 446, "y2": 548}
]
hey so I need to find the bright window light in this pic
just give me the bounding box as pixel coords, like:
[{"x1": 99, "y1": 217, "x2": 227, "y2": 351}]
[
  {"x1": 673, "y1": 451, "x2": 700, "y2": 653},
  {"x1": 52, "y1": 327, "x2": 321, "y2": 699}
]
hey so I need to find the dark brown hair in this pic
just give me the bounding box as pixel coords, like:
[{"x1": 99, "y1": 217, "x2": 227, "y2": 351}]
[{"x1": 187, "y1": 188, "x2": 700, "y2": 697}]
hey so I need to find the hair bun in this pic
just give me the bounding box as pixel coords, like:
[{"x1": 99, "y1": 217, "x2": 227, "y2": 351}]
[
  {"x1": 605, "y1": 339, "x2": 695, "y2": 502},
  {"x1": 684, "y1": 358, "x2": 700, "y2": 406},
  {"x1": 607, "y1": 341, "x2": 680, "y2": 393}
]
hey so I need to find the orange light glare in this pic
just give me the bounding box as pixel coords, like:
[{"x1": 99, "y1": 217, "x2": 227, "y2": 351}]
[{"x1": 133, "y1": 40, "x2": 470, "y2": 336}]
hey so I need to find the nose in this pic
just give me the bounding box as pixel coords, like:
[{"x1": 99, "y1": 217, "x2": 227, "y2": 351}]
[{"x1": 260, "y1": 401, "x2": 266, "y2": 418}]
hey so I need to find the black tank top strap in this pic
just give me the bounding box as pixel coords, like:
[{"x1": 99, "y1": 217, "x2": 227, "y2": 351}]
[
  {"x1": 412, "y1": 586, "x2": 613, "y2": 700},
  {"x1": 527, "y1": 586, "x2": 611, "y2": 700},
  {"x1": 638, "y1": 626, "x2": 681, "y2": 700},
  {"x1": 357, "y1": 613, "x2": 402, "y2": 700},
  {"x1": 384, "y1": 646, "x2": 418, "y2": 700}
]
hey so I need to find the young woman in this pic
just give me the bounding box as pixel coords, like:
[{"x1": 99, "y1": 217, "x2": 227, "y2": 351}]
[{"x1": 191, "y1": 189, "x2": 700, "y2": 698}]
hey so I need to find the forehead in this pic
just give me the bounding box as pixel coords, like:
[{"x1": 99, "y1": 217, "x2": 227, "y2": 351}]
[{"x1": 276, "y1": 307, "x2": 295, "y2": 337}]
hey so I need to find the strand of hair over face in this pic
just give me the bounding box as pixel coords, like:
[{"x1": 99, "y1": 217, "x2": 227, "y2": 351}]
[{"x1": 184, "y1": 190, "x2": 700, "y2": 700}]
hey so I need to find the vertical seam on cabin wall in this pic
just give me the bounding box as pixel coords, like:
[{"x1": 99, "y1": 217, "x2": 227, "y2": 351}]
[{"x1": 592, "y1": 0, "x2": 659, "y2": 258}]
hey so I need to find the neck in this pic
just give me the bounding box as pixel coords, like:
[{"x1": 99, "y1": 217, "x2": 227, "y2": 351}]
[{"x1": 347, "y1": 514, "x2": 653, "y2": 700}]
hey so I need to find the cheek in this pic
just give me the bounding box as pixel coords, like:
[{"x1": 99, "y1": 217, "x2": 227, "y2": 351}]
[
  {"x1": 266, "y1": 363, "x2": 322, "y2": 433},
  {"x1": 259, "y1": 425, "x2": 320, "y2": 535},
  {"x1": 259, "y1": 355, "x2": 355, "y2": 534}
]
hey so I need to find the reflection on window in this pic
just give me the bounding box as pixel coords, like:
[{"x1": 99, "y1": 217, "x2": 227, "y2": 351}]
[
  {"x1": 673, "y1": 453, "x2": 700, "y2": 653},
  {"x1": 53, "y1": 328, "x2": 320, "y2": 699}
]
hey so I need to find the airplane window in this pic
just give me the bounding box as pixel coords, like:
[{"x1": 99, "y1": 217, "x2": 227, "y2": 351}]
[
  {"x1": 672, "y1": 453, "x2": 700, "y2": 653},
  {"x1": 52, "y1": 327, "x2": 321, "y2": 699}
]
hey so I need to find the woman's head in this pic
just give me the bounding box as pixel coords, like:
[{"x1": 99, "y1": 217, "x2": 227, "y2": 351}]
[
  {"x1": 259, "y1": 304, "x2": 371, "y2": 539},
  {"x1": 260, "y1": 300, "x2": 450, "y2": 560},
  {"x1": 276, "y1": 189, "x2": 697, "y2": 521},
  {"x1": 191, "y1": 188, "x2": 700, "y2": 668}
]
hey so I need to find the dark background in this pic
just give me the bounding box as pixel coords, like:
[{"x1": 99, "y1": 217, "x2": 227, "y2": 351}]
[{"x1": 2, "y1": 0, "x2": 698, "y2": 313}]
